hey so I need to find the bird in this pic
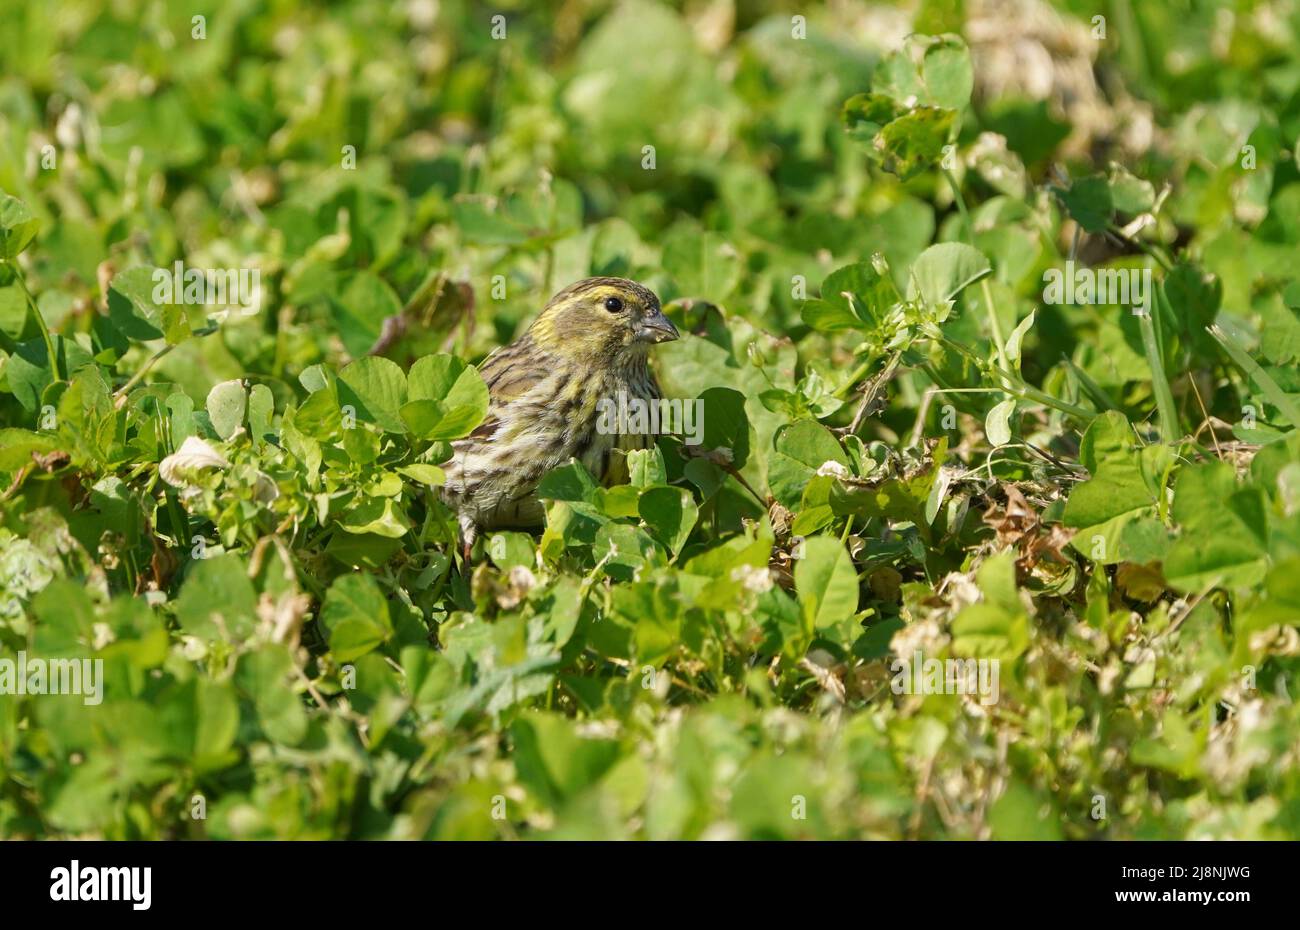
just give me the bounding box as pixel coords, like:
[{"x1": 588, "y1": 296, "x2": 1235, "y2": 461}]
[{"x1": 440, "y1": 276, "x2": 679, "y2": 555}]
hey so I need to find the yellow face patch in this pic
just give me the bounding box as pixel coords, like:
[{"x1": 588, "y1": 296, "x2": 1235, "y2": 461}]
[{"x1": 531, "y1": 277, "x2": 661, "y2": 357}]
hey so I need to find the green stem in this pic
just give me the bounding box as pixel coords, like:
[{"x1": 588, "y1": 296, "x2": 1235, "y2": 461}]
[
  {"x1": 10, "y1": 262, "x2": 59, "y2": 381},
  {"x1": 1062, "y1": 356, "x2": 1120, "y2": 412},
  {"x1": 941, "y1": 337, "x2": 1094, "y2": 420},
  {"x1": 1136, "y1": 297, "x2": 1180, "y2": 443},
  {"x1": 165, "y1": 490, "x2": 190, "y2": 550},
  {"x1": 1208, "y1": 324, "x2": 1300, "y2": 428},
  {"x1": 1015, "y1": 382, "x2": 1096, "y2": 421},
  {"x1": 720, "y1": 460, "x2": 767, "y2": 508},
  {"x1": 1107, "y1": 223, "x2": 1173, "y2": 273},
  {"x1": 834, "y1": 354, "x2": 878, "y2": 400},
  {"x1": 113, "y1": 343, "x2": 177, "y2": 399},
  {"x1": 978, "y1": 278, "x2": 1008, "y2": 371},
  {"x1": 847, "y1": 349, "x2": 903, "y2": 434},
  {"x1": 943, "y1": 167, "x2": 1009, "y2": 371}
]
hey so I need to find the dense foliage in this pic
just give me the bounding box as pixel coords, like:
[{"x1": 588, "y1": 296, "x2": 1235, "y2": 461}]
[{"x1": 2, "y1": 0, "x2": 1299, "y2": 839}]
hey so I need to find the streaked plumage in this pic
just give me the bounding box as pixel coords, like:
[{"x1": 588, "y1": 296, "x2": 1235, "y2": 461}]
[{"x1": 441, "y1": 277, "x2": 679, "y2": 550}]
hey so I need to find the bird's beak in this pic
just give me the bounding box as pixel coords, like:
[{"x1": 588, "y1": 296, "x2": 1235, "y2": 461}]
[{"x1": 638, "y1": 308, "x2": 680, "y2": 344}]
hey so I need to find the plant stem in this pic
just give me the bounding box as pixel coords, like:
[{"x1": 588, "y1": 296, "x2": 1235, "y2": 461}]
[
  {"x1": 977, "y1": 278, "x2": 1009, "y2": 371},
  {"x1": 165, "y1": 490, "x2": 190, "y2": 549},
  {"x1": 1137, "y1": 292, "x2": 1180, "y2": 443},
  {"x1": 834, "y1": 354, "x2": 878, "y2": 400},
  {"x1": 943, "y1": 167, "x2": 1009, "y2": 371},
  {"x1": 940, "y1": 337, "x2": 1094, "y2": 420},
  {"x1": 9, "y1": 262, "x2": 59, "y2": 381},
  {"x1": 847, "y1": 350, "x2": 902, "y2": 434},
  {"x1": 113, "y1": 343, "x2": 177, "y2": 400},
  {"x1": 1015, "y1": 382, "x2": 1096, "y2": 421},
  {"x1": 1061, "y1": 355, "x2": 1120, "y2": 412},
  {"x1": 1106, "y1": 223, "x2": 1173, "y2": 272},
  {"x1": 1208, "y1": 324, "x2": 1300, "y2": 427},
  {"x1": 720, "y1": 460, "x2": 768, "y2": 508}
]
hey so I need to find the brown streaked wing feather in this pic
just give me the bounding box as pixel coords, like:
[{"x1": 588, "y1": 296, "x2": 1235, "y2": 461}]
[{"x1": 468, "y1": 337, "x2": 547, "y2": 441}]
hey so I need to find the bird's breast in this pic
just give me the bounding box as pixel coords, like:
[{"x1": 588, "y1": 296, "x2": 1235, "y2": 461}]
[{"x1": 440, "y1": 357, "x2": 661, "y2": 528}]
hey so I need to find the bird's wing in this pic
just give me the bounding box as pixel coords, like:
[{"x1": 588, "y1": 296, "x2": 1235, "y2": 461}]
[{"x1": 468, "y1": 337, "x2": 546, "y2": 441}]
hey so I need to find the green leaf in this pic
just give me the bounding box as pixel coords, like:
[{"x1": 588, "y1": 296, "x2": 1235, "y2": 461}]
[
  {"x1": 800, "y1": 298, "x2": 863, "y2": 332},
  {"x1": 399, "y1": 356, "x2": 488, "y2": 439},
  {"x1": 1108, "y1": 166, "x2": 1155, "y2": 214},
  {"x1": 192, "y1": 679, "x2": 240, "y2": 771},
  {"x1": 247, "y1": 383, "x2": 274, "y2": 448},
  {"x1": 338, "y1": 356, "x2": 408, "y2": 433},
  {"x1": 6, "y1": 335, "x2": 93, "y2": 412},
  {"x1": 235, "y1": 645, "x2": 308, "y2": 746},
  {"x1": 661, "y1": 223, "x2": 741, "y2": 301},
  {"x1": 397, "y1": 463, "x2": 446, "y2": 487},
  {"x1": 510, "y1": 712, "x2": 621, "y2": 805},
  {"x1": 803, "y1": 262, "x2": 899, "y2": 333},
  {"x1": 697, "y1": 386, "x2": 750, "y2": 469},
  {"x1": 950, "y1": 551, "x2": 1030, "y2": 661},
  {"x1": 0, "y1": 193, "x2": 40, "y2": 259},
  {"x1": 877, "y1": 107, "x2": 956, "y2": 180},
  {"x1": 1063, "y1": 412, "x2": 1163, "y2": 564},
  {"x1": 730, "y1": 754, "x2": 822, "y2": 838},
  {"x1": 795, "y1": 536, "x2": 859, "y2": 630},
  {"x1": 1258, "y1": 295, "x2": 1300, "y2": 366},
  {"x1": 295, "y1": 387, "x2": 342, "y2": 440},
  {"x1": 409, "y1": 354, "x2": 488, "y2": 406},
  {"x1": 537, "y1": 461, "x2": 600, "y2": 504},
  {"x1": 1058, "y1": 175, "x2": 1113, "y2": 234},
  {"x1": 985, "y1": 398, "x2": 1015, "y2": 446},
  {"x1": 174, "y1": 554, "x2": 258, "y2": 642},
  {"x1": 594, "y1": 522, "x2": 661, "y2": 577},
  {"x1": 907, "y1": 242, "x2": 991, "y2": 306},
  {"x1": 989, "y1": 781, "x2": 1063, "y2": 840},
  {"x1": 627, "y1": 447, "x2": 667, "y2": 488},
  {"x1": 205, "y1": 380, "x2": 247, "y2": 441},
  {"x1": 167, "y1": 392, "x2": 195, "y2": 446},
  {"x1": 638, "y1": 486, "x2": 698, "y2": 555},
  {"x1": 338, "y1": 497, "x2": 411, "y2": 539},
  {"x1": 106, "y1": 267, "x2": 168, "y2": 341},
  {"x1": 769, "y1": 419, "x2": 848, "y2": 509},
  {"x1": 0, "y1": 428, "x2": 60, "y2": 470},
  {"x1": 29, "y1": 579, "x2": 98, "y2": 657},
  {"x1": 1164, "y1": 461, "x2": 1269, "y2": 592},
  {"x1": 873, "y1": 34, "x2": 973, "y2": 110},
  {"x1": 319, "y1": 572, "x2": 393, "y2": 662},
  {"x1": 326, "y1": 532, "x2": 403, "y2": 569},
  {"x1": 330, "y1": 271, "x2": 401, "y2": 359},
  {"x1": 841, "y1": 93, "x2": 905, "y2": 142},
  {"x1": 1004, "y1": 309, "x2": 1036, "y2": 368},
  {"x1": 486, "y1": 531, "x2": 535, "y2": 570}
]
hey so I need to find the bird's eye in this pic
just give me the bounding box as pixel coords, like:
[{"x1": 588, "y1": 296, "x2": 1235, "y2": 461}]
[{"x1": 603, "y1": 296, "x2": 624, "y2": 313}]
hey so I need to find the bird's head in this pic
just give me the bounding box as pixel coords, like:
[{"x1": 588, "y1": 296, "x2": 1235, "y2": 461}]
[{"x1": 528, "y1": 277, "x2": 679, "y2": 364}]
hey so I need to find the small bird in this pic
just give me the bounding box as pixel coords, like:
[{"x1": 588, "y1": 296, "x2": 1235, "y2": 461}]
[{"x1": 441, "y1": 277, "x2": 679, "y2": 554}]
